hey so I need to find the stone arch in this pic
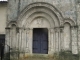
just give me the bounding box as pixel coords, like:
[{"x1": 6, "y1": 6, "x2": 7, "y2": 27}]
[
  {"x1": 17, "y1": 2, "x2": 63, "y2": 27},
  {"x1": 7, "y1": 21, "x2": 17, "y2": 28},
  {"x1": 64, "y1": 18, "x2": 76, "y2": 26},
  {"x1": 24, "y1": 12, "x2": 55, "y2": 28}
]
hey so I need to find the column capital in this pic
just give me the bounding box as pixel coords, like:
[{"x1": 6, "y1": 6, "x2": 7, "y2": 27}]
[
  {"x1": 60, "y1": 26, "x2": 64, "y2": 33},
  {"x1": 54, "y1": 27, "x2": 60, "y2": 32},
  {"x1": 71, "y1": 25, "x2": 78, "y2": 29},
  {"x1": 50, "y1": 28, "x2": 54, "y2": 33},
  {"x1": 16, "y1": 27, "x2": 19, "y2": 33},
  {"x1": 26, "y1": 28, "x2": 30, "y2": 34},
  {"x1": 5, "y1": 27, "x2": 11, "y2": 29}
]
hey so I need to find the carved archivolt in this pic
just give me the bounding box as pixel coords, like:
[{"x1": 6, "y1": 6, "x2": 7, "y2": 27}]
[
  {"x1": 64, "y1": 19, "x2": 76, "y2": 26},
  {"x1": 17, "y1": 2, "x2": 63, "y2": 28}
]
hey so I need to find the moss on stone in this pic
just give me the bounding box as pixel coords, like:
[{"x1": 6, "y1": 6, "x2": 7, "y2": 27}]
[{"x1": 3, "y1": 51, "x2": 79, "y2": 60}]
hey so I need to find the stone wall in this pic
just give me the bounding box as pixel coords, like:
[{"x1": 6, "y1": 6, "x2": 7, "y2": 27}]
[
  {"x1": 8, "y1": 0, "x2": 76, "y2": 22},
  {"x1": 5, "y1": 0, "x2": 80, "y2": 60}
]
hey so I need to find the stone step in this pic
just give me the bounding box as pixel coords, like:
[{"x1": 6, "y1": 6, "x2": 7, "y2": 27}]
[{"x1": 20, "y1": 58, "x2": 54, "y2": 60}]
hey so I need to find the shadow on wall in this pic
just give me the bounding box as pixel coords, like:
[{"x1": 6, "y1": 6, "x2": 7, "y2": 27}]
[{"x1": 59, "y1": 51, "x2": 79, "y2": 60}]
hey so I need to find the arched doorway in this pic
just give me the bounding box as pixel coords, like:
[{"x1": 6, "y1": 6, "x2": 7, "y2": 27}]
[{"x1": 16, "y1": 2, "x2": 62, "y2": 55}]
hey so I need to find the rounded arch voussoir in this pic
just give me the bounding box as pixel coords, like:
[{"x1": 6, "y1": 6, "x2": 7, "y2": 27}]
[{"x1": 17, "y1": 2, "x2": 63, "y2": 28}]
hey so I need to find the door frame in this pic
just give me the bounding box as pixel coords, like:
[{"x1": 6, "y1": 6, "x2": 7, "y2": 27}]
[{"x1": 27, "y1": 28, "x2": 54, "y2": 55}]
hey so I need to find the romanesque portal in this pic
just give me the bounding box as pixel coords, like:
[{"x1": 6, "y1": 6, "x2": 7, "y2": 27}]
[{"x1": 5, "y1": 2, "x2": 78, "y2": 59}]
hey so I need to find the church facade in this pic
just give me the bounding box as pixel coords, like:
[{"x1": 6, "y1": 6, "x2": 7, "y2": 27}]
[{"x1": 4, "y1": 0, "x2": 80, "y2": 60}]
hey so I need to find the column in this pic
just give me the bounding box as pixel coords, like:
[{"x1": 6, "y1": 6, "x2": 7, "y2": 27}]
[
  {"x1": 25, "y1": 28, "x2": 30, "y2": 53},
  {"x1": 58, "y1": 29, "x2": 61, "y2": 52},
  {"x1": 29, "y1": 28, "x2": 33, "y2": 54},
  {"x1": 21, "y1": 28, "x2": 27, "y2": 52},
  {"x1": 60, "y1": 27, "x2": 64, "y2": 51},
  {"x1": 16, "y1": 27, "x2": 19, "y2": 49},
  {"x1": 24, "y1": 28, "x2": 31, "y2": 57},
  {"x1": 19, "y1": 28, "x2": 22, "y2": 51},
  {"x1": 53, "y1": 29, "x2": 56, "y2": 52},
  {"x1": 19, "y1": 28, "x2": 24, "y2": 58},
  {"x1": 48, "y1": 28, "x2": 51, "y2": 54},
  {"x1": 23, "y1": 29, "x2": 27, "y2": 52},
  {"x1": 21, "y1": 29, "x2": 26, "y2": 52},
  {"x1": 50, "y1": 28, "x2": 54, "y2": 53},
  {"x1": 54, "y1": 27, "x2": 60, "y2": 53}
]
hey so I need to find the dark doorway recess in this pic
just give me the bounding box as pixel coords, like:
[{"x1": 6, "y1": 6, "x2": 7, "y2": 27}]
[
  {"x1": 0, "y1": 34, "x2": 5, "y2": 60},
  {"x1": 33, "y1": 28, "x2": 48, "y2": 54}
]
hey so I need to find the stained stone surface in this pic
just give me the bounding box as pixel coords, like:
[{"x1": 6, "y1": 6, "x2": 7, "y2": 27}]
[
  {"x1": 8, "y1": 0, "x2": 77, "y2": 22},
  {"x1": 4, "y1": 0, "x2": 80, "y2": 60}
]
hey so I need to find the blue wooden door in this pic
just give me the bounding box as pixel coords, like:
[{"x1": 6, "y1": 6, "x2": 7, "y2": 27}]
[{"x1": 33, "y1": 28, "x2": 48, "y2": 54}]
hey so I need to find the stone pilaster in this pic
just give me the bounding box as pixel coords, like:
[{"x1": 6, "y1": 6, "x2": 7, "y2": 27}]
[
  {"x1": 63, "y1": 24, "x2": 71, "y2": 51},
  {"x1": 4, "y1": 27, "x2": 10, "y2": 53},
  {"x1": 71, "y1": 26, "x2": 78, "y2": 54},
  {"x1": 9, "y1": 25, "x2": 19, "y2": 60},
  {"x1": 11, "y1": 25, "x2": 17, "y2": 49}
]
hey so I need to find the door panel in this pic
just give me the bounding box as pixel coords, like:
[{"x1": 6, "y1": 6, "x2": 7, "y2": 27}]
[{"x1": 33, "y1": 28, "x2": 48, "y2": 54}]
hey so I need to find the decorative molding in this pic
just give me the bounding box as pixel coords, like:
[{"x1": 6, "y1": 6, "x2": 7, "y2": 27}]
[
  {"x1": 7, "y1": 21, "x2": 17, "y2": 28},
  {"x1": 71, "y1": 25, "x2": 78, "y2": 29},
  {"x1": 54, "y1": 27, "x2": 60, "y2": 32},
  {"x1": 17, "y1": 2, "x2": 63, "y2": 27},
  {"x1": 64, "y1": 18, "x2": 76, "y2": 26}
]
